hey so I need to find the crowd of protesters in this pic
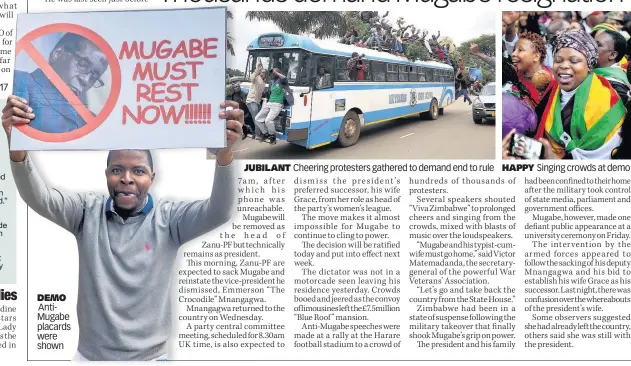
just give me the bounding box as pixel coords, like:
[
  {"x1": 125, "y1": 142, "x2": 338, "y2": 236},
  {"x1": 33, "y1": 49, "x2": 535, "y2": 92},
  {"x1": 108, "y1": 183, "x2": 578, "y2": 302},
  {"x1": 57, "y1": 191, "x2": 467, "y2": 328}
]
[
  {"x1": 339, "y1": 11, "x2": 492, "y2": 105},
  {"x1": 339, "y1": 11, "x2": 454, "y2": 65},
  {"x1": 502, "y1": 11, "x2": 631, "y2": 160}
]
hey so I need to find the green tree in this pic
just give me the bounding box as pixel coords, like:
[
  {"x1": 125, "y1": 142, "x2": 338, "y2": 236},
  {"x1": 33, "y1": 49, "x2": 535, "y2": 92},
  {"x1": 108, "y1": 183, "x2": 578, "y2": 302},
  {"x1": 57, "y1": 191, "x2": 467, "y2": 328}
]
[
  {"x1": 244, "y1": 11, "x2": 348, "y2": 39},
  {"x1": 405, "y1": 41, "x2": 431, "y2": 62},
  {"x1": 226, "y1": 68, "x2": 243, "y2": 85},
  {"x1": 225, "y1": 68, "x2": 245, "y2": 96},
  {"x1": 227, "y1": 68, "x2": 244, "y2": 78},
  {"x1": 457, "y1": 34, "x2": 495, "y2": 81},
  {"x1": 346, "y1": 16, "x2": 369, "y2": 39},
  {"x1": 439, "y1": 37, "x2": 454, "y2": 47},
  {"x1": 482, "y1": 68, "x2": 494, "y2": 82}
]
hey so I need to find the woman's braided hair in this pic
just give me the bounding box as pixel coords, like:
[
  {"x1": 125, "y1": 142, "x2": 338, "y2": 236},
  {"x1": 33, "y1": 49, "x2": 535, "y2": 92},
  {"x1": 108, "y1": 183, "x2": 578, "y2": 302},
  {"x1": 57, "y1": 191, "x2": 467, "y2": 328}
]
[{"x1": 502, "y1": 56, "x2": 534, "y2": 106}]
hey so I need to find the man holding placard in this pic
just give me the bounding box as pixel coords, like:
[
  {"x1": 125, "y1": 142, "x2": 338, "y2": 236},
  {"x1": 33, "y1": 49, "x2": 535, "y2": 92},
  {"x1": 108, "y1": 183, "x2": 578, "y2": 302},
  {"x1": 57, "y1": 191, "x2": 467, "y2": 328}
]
[{"x1": 2, "y1": 95, "x2": 242, "y2": 361}]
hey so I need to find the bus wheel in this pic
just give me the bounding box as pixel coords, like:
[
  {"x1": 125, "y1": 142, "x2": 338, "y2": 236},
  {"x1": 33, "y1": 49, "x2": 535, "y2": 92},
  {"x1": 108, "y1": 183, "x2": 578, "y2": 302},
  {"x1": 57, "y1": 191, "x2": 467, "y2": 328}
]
[
  {"x1": 421, "y1": 99, "x2": 439, "y2": 120},
  {"x1": 338, "y1": 111, "x2": 361, "y2": 147}
]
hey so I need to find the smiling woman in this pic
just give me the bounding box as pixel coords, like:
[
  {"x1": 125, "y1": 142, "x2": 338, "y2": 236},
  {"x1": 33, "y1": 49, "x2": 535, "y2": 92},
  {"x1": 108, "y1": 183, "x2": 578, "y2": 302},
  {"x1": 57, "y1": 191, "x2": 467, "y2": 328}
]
[
  {"x1": 501, "y1": 12, "x2": 631, "y2": 161},
  {"x1": 535, "y1": 29, "x2": 624, "y2": 160},
  {"x1": 509, "y1": 32, "x2": 555, "y2": 106}
]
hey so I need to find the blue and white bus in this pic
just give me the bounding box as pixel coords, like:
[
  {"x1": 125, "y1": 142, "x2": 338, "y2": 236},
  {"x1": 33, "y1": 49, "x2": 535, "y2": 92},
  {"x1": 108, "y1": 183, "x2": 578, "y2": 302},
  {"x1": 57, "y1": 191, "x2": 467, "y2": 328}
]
[{"x1": 242, "y1": 32, "x2": 456, "y2": 149}]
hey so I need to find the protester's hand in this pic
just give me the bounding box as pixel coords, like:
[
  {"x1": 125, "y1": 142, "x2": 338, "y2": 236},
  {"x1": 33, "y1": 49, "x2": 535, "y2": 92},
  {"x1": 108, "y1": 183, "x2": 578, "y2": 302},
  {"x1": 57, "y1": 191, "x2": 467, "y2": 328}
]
[
  {"x1": 502, "y1": 129, "x2": 521, "y2": 160},
  {"x1": 2, "y1": 95, "x2": 33, "y2": 138},
  {"x1": 470, "y1": 43, "x2": 481, "y2": 55},
  {"x1": 502, "y1": 11, "x2": 520, "y2": 25},
  {"x1": 2, "y1": 95, "x2": 34, "y2": 162},
  {"x1": 215, "y1": 100, "x2": 244, "y2": 166},
  {"x1": 539, "y1": 138, "x2": 560, "y2": 159}
]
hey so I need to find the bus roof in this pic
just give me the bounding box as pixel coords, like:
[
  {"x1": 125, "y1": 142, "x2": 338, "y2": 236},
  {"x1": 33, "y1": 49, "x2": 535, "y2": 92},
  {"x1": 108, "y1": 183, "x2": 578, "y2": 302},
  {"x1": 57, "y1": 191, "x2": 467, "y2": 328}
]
[{"x1": 247, "y1": 32, "x2": 453, "y2": 70}]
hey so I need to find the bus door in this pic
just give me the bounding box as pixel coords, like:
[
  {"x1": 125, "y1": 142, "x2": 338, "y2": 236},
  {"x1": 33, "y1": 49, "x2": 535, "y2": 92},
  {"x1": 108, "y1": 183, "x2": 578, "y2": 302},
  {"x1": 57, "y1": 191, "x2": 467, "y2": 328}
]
[{"x1": 307, "y1": 55, "x2": 335, "y2": 148}]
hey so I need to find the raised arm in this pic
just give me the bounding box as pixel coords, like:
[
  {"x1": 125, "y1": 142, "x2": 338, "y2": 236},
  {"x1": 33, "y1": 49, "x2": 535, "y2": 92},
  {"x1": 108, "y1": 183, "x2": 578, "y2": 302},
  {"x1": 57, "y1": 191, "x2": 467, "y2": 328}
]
[
  {"x1": 470, "y1": 44, "x2": 495, "y2": 67},
  {"x1": 503, "y1": 12, "x2": 519, "y2": 43},
  {"x1": 251, "y1": 60, "x2": 263, "y2": 83},
  {"x1": 273, "y1": 68, "x2": 286, "y2": 80},
  {"x1": 169, "y1": 101, "x2": 242, "y2": 246},
  {"x1": 3, "y1": 96, "x2": 85, "y2": 234}
]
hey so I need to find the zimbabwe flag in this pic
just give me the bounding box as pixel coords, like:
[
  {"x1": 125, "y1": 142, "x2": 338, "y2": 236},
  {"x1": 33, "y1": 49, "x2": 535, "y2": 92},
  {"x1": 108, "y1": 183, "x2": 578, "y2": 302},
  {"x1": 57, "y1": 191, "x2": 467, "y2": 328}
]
[{"x1": 535, "y1": 73, "x2": 625, "y2": 159}]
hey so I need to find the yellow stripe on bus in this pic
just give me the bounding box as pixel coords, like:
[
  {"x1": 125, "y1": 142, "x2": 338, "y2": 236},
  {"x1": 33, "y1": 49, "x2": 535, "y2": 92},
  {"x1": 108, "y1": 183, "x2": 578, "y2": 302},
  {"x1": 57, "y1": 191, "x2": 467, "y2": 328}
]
[{"x1": 309, "y1": 141, "x2": 332, "y2": 149}]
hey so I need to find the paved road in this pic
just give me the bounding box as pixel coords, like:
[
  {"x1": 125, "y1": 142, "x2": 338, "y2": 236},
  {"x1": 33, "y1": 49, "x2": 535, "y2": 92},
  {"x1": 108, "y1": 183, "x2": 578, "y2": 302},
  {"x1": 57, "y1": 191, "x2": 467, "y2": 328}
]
[{"x1": 228, "y1": 101, "x2": 495, "y2": 160}]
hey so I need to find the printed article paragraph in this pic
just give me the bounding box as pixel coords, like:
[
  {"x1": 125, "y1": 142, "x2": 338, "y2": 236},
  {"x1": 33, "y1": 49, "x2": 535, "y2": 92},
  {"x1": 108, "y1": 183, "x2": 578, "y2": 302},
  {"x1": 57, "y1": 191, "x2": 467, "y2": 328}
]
[{"x1": 169, "y1": 161, "x2": 630, "y2": 360}]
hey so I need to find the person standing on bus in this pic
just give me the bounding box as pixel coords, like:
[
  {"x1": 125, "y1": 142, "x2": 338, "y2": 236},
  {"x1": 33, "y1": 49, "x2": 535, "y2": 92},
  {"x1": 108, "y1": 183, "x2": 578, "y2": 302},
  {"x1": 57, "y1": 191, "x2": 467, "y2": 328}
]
[
  {"x1": 345, "y1": 53, "x2": 365, "y2": 80},
  {"x1": 356, "y1": 60, "x2": 367, "y2": 81},
  {"x1": 341, "y1": 26, "x2": 359, "y2": 45},
  {"x1": 246, "y1": 60, "x2": 267, "y2": 138},
  {"x1": 254, "y1": 68, "x2": 286, "y2": 143},
  {"x1": 364, "y1": 26, "x2": 383, "y2": 49}
]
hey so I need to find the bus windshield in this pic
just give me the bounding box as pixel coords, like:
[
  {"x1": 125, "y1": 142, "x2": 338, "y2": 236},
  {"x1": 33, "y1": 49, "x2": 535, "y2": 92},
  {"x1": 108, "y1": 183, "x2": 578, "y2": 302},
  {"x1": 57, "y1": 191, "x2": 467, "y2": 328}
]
[{"x1": 246, "y1": 50, "x2": 302, "y2": 85}]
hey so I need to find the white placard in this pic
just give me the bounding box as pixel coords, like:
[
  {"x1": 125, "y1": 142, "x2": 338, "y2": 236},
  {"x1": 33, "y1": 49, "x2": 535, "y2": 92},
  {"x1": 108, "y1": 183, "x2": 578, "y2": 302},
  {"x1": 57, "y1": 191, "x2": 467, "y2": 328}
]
[{"x1": 10, "y1": 7, "x2": 227, "y2": 150}]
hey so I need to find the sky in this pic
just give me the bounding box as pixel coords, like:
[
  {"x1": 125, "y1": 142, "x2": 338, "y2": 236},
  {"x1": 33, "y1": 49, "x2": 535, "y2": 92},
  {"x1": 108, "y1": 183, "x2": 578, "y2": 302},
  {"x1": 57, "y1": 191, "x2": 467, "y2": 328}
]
[{"x1": 227, "y1": 9, "x2": 495, "y2": 72}]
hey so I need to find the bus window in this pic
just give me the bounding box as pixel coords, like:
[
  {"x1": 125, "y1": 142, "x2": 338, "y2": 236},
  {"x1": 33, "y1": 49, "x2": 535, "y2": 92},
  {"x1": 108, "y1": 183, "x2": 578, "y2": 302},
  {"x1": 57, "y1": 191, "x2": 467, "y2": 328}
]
[
  {"x1": 315, "y1": 56, "x2": 333, "y2": 89},
  {"x1": 336, "y1": 57, "x2": 349, "y2": 81},
  {"x1": 409, "y1": 66, "x2": 418, "y2": 82},
  {"x1": 425, "y1": 68, "x2": 433, "y2": 82},
  {"x1": 418, "y1": 67, "x2": 426, "y2": 82},
  {"x1": 398, "y1": 65, "x2": 408, "y2": 82},
  {"x1": 247, "y1": 54, "x2": 271, "y2": 82},
  {"x1": 387, "y1": 64, "x2": 398, "y2": 82},
  {"x1": 271, "y1": 51, "x2": 300, "y2": 83},
  {"x1": 299, "y1": 52, "x2": 315, "y2": 86},
  {"x1": 372, "y1": 61, "x2": 386, "y2": 81},
  {"x1": 246, "y1": 51, "x2": 301, "y2": 85}
]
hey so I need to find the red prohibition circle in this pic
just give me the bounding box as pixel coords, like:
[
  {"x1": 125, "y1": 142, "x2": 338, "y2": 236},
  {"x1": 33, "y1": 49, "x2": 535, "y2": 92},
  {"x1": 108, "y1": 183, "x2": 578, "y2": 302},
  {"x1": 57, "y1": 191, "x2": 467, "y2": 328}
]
[{"x1": 15, "y1": 23, "x2": 122, "y2": 143}]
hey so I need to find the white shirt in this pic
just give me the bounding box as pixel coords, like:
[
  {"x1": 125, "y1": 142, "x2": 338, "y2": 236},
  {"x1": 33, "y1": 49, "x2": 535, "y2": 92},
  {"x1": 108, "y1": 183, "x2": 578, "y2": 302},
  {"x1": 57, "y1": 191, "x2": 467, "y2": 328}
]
[
  {"x1": 503, "y1": 34, "x2": 519, "y2": 56},
  {"x1": 544, "y1": 44, "x2": 553, "y2": 69},
  {"x1": 560, "y1": 88, "x2": 577, "y2": 110}
]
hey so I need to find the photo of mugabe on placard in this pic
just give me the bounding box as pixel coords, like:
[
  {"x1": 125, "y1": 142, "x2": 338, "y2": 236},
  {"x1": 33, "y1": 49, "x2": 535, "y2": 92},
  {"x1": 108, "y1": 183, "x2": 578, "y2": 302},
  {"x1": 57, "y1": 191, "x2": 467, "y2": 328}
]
[{"x1": 11, "y1": 8, "x2": 227, "y2": 150}]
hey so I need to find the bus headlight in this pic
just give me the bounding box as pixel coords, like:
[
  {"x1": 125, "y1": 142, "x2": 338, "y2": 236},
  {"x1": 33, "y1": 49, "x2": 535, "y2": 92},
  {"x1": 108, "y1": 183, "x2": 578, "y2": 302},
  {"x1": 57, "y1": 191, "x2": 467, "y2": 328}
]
[
  {"x1": 473, "y1": 98, "x2": 484, "y2": 109},
  {"x1": 285, "y1": 118, "x2": 291, "y2": 127}
]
